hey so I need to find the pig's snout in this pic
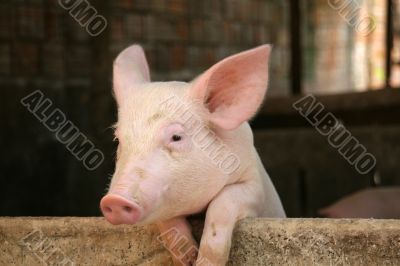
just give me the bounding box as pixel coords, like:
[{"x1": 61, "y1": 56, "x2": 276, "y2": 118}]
[{"x1": 100, "y1": 194, "x2": 142, "y2": 225}]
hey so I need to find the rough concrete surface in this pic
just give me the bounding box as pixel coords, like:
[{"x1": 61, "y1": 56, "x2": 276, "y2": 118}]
[{"x1": 0, "y1": 217, "x2": 399, "y2": 265}]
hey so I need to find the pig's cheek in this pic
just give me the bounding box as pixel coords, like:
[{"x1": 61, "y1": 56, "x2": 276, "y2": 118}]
[
  {"x1": 166, "y1": 136, "x2": 193, "y2": 153},
  {"x1": 138, "y1": 178, "x2": 169, "y2": 213},
  {"x1": 180, "y1": 138, "x2": 192, "y2": 151}
]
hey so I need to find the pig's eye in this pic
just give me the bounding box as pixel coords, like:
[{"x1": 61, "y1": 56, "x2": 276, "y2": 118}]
[
  {"x1": 162, "y1": 123, "x2": 192, "y2": 152},
  {"x1": 171, "y1": 134, "x2": 182, "y2": 142}
]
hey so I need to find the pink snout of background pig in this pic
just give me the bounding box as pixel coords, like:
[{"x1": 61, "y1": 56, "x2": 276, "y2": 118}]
[{"x1": 100, "y1": 44, "x2": 286, "y2": 265}]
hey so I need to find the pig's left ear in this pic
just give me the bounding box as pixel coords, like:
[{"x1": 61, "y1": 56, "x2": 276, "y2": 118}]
[
  {"x1": 190, "y1": 45, "x2": 271, "y2": 130},
  {"x1": 113, "y1": 45, "x2": 150, "y2": 104}
]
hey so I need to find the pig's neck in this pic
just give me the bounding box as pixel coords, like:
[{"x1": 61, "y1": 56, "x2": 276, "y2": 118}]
[
  {"x1": 253, "y1": 150, "x2": 286, "y2": 217},
  {"x1": 220, "y1": 122, "x2": 286, "y2": 217}
]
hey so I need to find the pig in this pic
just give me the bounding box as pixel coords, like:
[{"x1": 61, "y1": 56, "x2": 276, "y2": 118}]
[
  {"x1": 319, "y1": 187, "x2": 400, "y2": 219},
  {"x1": 100, "y1": 44, "x2": 286, "y2": 265}
]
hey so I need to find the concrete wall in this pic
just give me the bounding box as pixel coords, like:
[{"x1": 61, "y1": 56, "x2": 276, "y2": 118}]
[{"x1": 1, "y1": 217, "x2": 399, "y2": 265}]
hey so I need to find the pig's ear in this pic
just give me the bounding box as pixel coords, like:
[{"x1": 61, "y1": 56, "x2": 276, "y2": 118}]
[
  {"x1": 113, "y1": 45, "x2": 150, "y2": 104},
  {"x1": 190, "y1": 45, "x2": 271, "y2": 130}
]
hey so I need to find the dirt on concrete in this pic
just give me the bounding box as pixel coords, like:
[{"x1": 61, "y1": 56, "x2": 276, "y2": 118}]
[{"x1": 0, "y1": 217, "x2": 399, "y2": 265}]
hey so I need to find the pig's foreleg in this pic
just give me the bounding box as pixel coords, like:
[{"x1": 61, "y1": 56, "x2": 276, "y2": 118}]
[
  {"x1": 196, "y1": 183, "x2": 260, "y2": 266},
  {"x1": 157, "y1": 217, "x2": 198, "y2": 266}
]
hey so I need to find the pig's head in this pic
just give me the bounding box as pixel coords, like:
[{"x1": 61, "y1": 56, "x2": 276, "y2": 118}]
[{"x1": 100, "y1": 45, "x2": 271, "y2": 225}]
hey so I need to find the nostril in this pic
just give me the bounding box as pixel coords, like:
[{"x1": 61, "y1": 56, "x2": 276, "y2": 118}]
[
  {"x1": 100, "y1": 194, "x2": 142, "y2": 224},
  {"x1": 123, "y1": 206, "x2": 133, "y2": 213}
]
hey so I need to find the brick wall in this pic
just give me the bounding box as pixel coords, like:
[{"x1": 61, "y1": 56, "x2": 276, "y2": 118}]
[
  {"x1": 109, "y1": 0, "x2": 291, "y2": 95},
  {"x1": 0, "y1": 0, "x2": 289, "y2": 216},
  {"x1": 302, "y1": 0, "x2": 387, "y2": 94},
  {"x1": 0, "y1": 0, "x2": 290, "y2": 93}
]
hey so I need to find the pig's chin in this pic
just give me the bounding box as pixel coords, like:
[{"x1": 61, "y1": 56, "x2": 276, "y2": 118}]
[
  {"x1": 133, "y1": 209, "x2": 171, "y2": 225},
  {"x1": 132, "y1": 206, "x2": 190, "y2": 225}
]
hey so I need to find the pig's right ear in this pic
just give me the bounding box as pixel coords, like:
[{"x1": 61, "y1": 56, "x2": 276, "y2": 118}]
[
  {"x1": 113, "y1": 45, "x2": 150, "y2": 104},
  {"x1": 189, "y1": 45, "x2": 271, "y2": 130}
]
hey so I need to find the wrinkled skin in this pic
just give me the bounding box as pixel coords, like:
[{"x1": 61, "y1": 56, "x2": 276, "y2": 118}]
[
  {"x1": 100, "y1": 45, "x2": 286, "y2": 265},
  {"x1": 319, "y1": 187, "x2": 400, "y2": 219}
]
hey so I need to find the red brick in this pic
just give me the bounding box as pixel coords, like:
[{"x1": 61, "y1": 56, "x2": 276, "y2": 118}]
[
  {"x1": 176, "y1": 19, "x2": 189, "y2": 41},
  {"x1": 111, "y1": 0, "x2": 133, "y2": 9},
  {"x1": 151, "y1": 0, "x2": 166, "y2": 12},
  {"x1": 12, "y1": 43, "x2": 39, "y2": 76},
  {"x1": 232, "y1": 23, "x2": 243, "y2": 44},
  {"x1": 133, "y1": 0, "x2": 150, "y2": 11},
  {"x1": 190, "y1": 19, "x2": 204, "y2": 43},
  {"x1": 44, "y1": 10, "x2": 63, "y2": 42},
  {"x1": 110, "y1": 17, "x2": 125, "y2": 43},
  {"x1": 203, "y1": 47, "x2": 217, "y2": 67},
  {"x1": 145, "y1": 16, "x2": 177, "y2": 41},
  {"x1": 223, "y1": 22, "x2": 242, "y2": 44},
  {"x1": 65, "y1": 46, "x2": 91, "y2": 77},
  {"x1": 241, "y1": 24, "x2": 254, "y2": 44},
  {"x1": 170, "y1": 45, "x2": 185, "y2": 70},
  {"x1": 188, "y1": 0, "x2": 206, "y2": 17},
  {"x1": 17, "y1": 6, "x2": 44, "y2": 39},
  {"x1": 187, "y1": 46, "x2": 201, "y2": 69},
  {"x1": 125, "y1": 14, "x2": 143, "y2": 40},
  {"x1": 65, "y1": 17, "x2": 90, "y2": 43},
  {"x1": 258, "y1": 1, "x2": 277, "y2": 23},
  {"x1": 167, "y1": 0, "x2": 187, "y2": 14},
  {"x1": 203, "y1": 21, "x2": 221, "y2": 44},
  {"x1": 42, "y1": 44, "x2": 65, "y2": 78},
  {"x1": 0, "y1": 44, "x2": 10, "y2": 75},
  {"x1": 154, "y1": 45, "x2": 170, "y2": 70},
  {"x1": 224, "y1": 0, "x2": 237, "y2": 20},
  {"x1": 207, "y1": 0, "x2": 222, "y2": 18},
  {"x1": 236, "y1": 0, "x2": 252, "y2": 21},
  {"x1": 0, "y1": 4, "x2": 14, "y2": 39},
  {"x1": 253, "y1": 25, "x2": 269, "y2": 44}
]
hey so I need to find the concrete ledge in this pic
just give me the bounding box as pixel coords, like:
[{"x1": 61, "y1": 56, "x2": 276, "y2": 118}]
[
  {"x1": 229, "y1": 219, "x2": 400, "y2": 265},
  {"x1": 0, "y1": 218, "x2": 399, "y2": 265}
]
